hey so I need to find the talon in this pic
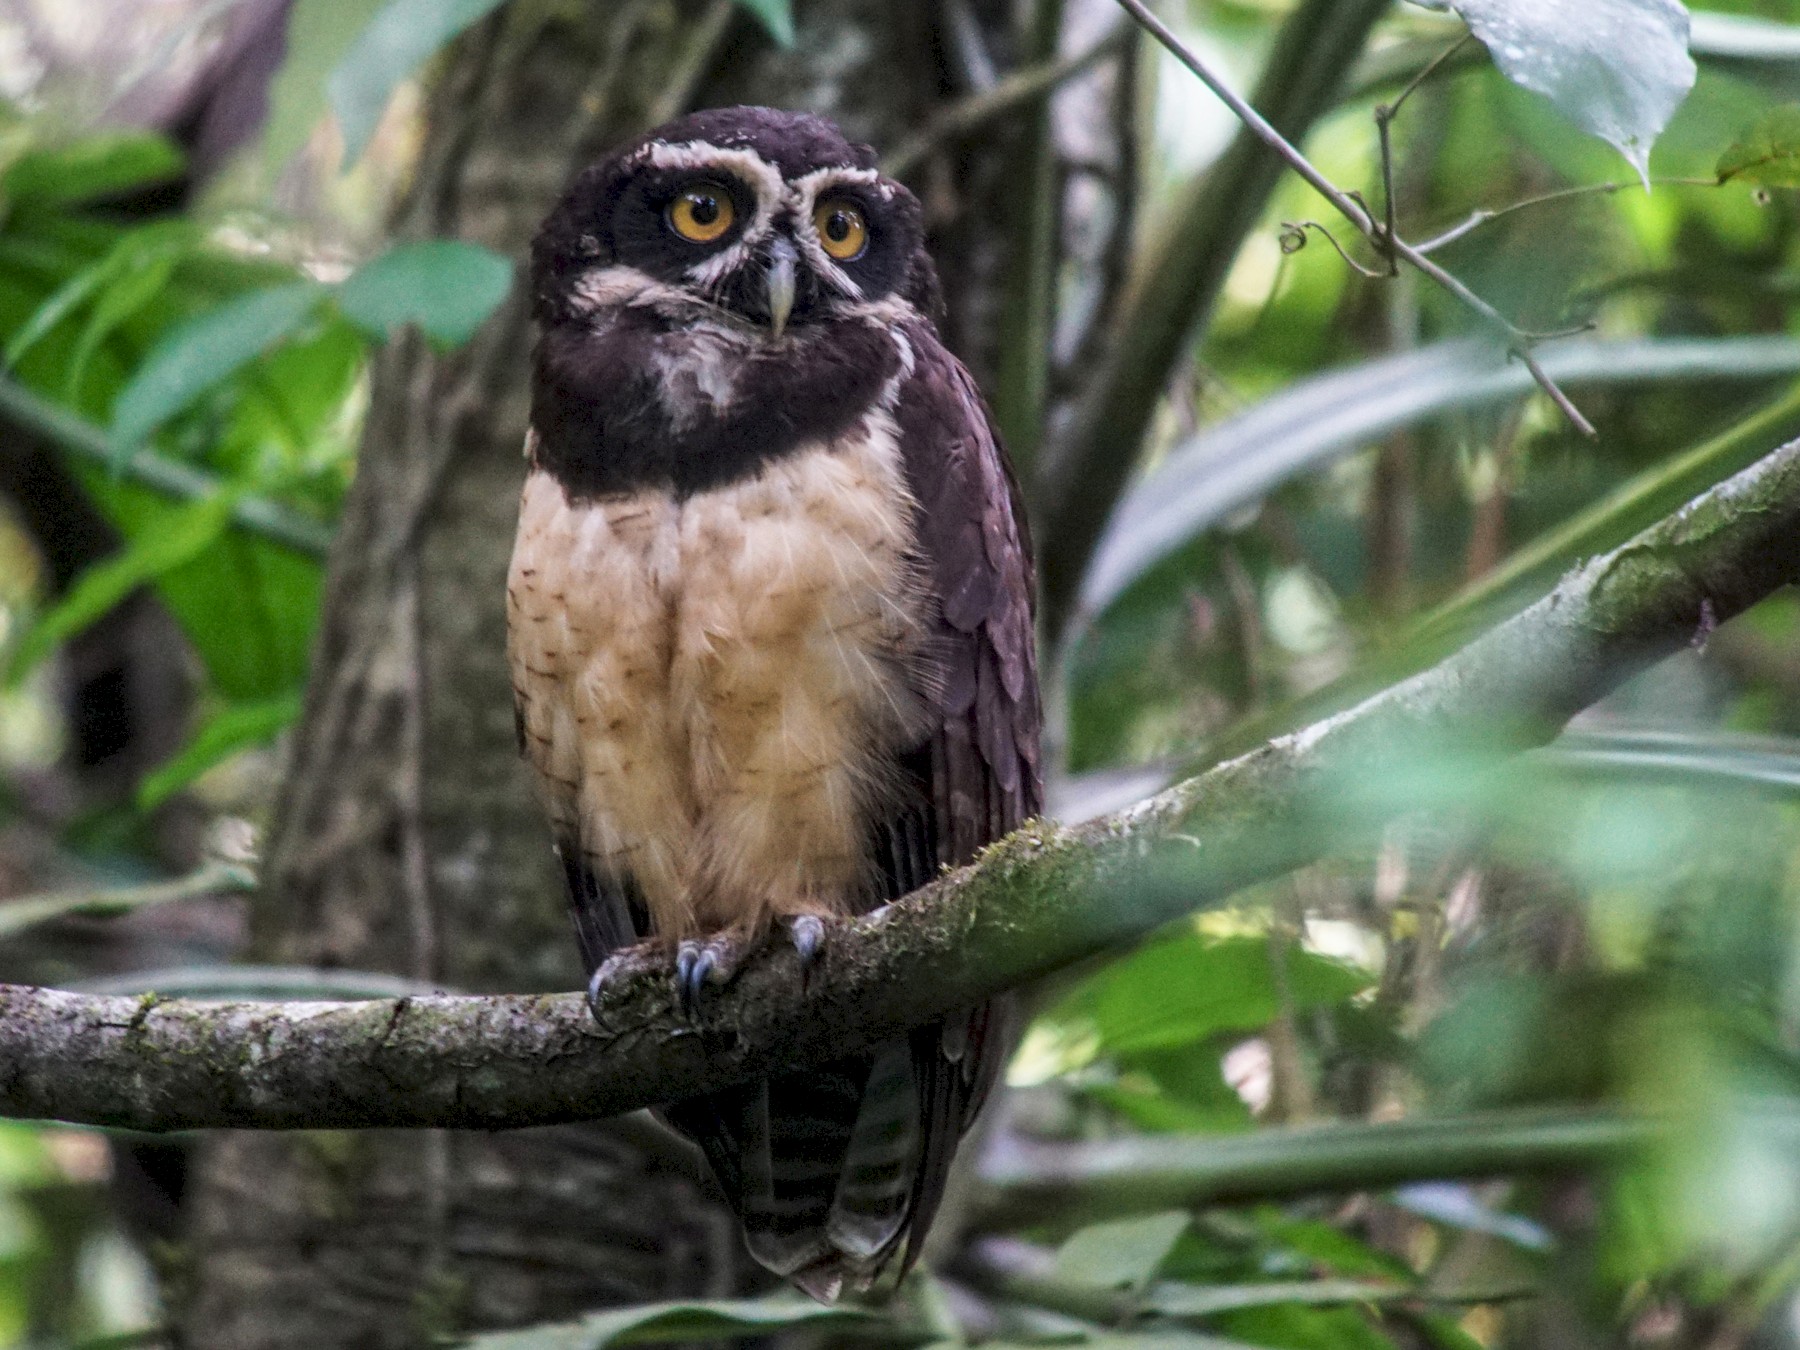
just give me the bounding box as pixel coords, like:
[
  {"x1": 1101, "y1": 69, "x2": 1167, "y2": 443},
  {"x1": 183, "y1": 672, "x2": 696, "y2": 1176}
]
[
  {"x1": 676, "y1": 940, "x2": 705, "y2": 1018},
  {"x1": 789, "y1": 915, "x2": 826, "y2": 988},
  {"x1": 673, "y1": 934, "x2": 747, "y2": 1017},
  {"x1": 587, "y1": 952, "x2": 636, "y2": 1023}
]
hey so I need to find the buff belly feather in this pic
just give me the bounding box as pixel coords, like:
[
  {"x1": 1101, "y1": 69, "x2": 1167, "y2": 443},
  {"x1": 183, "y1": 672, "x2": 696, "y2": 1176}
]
[{"x1": 506, "y1": 414, "x2": 928, "y2": 940}]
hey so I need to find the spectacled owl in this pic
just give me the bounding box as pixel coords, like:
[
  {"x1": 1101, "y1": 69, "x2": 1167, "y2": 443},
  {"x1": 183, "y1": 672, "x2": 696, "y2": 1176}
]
[{"x1": 507, "y1": 106, "x2": 1041, "y2": 1299}]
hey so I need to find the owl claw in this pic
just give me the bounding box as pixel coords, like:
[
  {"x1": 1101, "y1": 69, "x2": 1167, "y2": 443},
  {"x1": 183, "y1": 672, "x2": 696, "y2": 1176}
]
[
  {"x1": 787, "y1": 915, "x2": 826, "y2": 988},
  {"x1": 586, "y1": 948, "x2": 652, "y2": 1024},
  {"x1": 675, "y1": 935, "x2": 747, "y2": 1017}
]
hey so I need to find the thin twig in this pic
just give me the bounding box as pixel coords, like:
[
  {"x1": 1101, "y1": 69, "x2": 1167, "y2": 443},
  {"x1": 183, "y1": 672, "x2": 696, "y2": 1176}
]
[
  {"x1": 1367, "y1": 38, "x2": 1473, "y2": 277},
  {"x1": 884, "y1": 25, "x2": 1128, "y2": 179},
  {"x1": 644, "y1": 0, "x2": 735, "y2": 128},
  {"x1": 1111, "y1": 0, "x2": 1599, "y2": 438},
  {"x1": 1382, "y1": 33, "x2": 1472, "y2": 126}
]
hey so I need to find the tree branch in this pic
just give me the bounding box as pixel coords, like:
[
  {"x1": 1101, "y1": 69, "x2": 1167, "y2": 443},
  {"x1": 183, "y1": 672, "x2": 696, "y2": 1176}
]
[{"x1": 5, "y1": 436, "x2": 1800, "y2": 1132}]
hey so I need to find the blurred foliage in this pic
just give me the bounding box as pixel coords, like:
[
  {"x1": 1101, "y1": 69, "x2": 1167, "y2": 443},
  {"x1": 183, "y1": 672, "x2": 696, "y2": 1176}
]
[{"x1": 3, "y1": 0, "x2": 1800, "y2": 1347}]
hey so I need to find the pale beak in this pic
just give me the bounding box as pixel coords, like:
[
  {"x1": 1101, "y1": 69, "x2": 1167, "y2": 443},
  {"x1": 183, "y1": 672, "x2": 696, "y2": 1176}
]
[{"x1": 766, "y1": 236, "x2": 798, "y2": 338}]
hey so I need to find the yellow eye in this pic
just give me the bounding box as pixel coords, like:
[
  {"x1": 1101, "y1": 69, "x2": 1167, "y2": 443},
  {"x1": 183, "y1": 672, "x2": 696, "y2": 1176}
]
[
  {"x1": 814, "y1": 199, "x2": 868, "y2": 261},
  {"x1": 668, "y1": 185, "x2": 736, "y2": 243}
]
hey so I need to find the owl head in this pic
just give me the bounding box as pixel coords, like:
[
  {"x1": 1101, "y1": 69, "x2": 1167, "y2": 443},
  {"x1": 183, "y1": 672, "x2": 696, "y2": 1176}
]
[{"x1": 532, "y1": 107, "x2": 941, "y2": 338}]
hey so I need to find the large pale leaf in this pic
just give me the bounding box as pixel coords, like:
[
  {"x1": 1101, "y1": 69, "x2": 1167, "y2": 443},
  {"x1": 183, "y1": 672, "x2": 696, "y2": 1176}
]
[
  {"x1": 335, "y1": 240, "x2": 513, "y2": 345},
  {"x1": 1411, "y1": 0, "x2": 1695, "y2": 182},
  {"x1": 1054, "y1": 1212, "x2": 1191, "y2": 1291},
  {"x1": 261, "y1": 0, "x2": 388, "y2": 178},
  {"x1": 1077, "y1": 337, "x2": 1800, "y2": 626},
  {"x1": 328, "y1": 0, "x2": 509, "y2": 164}
]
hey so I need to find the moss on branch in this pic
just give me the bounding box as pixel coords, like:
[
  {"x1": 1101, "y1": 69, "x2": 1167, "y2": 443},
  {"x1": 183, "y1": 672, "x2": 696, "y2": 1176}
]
[{"x1": 3, "y1": 436, "x2": 1800, "y2": 1133}]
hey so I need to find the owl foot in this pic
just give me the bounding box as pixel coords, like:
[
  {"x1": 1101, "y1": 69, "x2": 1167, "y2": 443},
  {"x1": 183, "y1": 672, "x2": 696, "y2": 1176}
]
[{"x1": 676, "y1": 933, "x2": 749, "y2": 1017}]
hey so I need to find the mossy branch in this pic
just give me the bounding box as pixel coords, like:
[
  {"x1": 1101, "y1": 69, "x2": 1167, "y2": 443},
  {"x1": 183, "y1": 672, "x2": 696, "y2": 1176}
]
[{"x1": 5, "y1": 436, "x2": 1800, "y2": 1132}]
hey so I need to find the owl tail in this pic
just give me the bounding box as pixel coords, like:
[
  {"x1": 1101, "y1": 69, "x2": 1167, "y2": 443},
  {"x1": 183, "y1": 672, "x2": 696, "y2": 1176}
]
[{"x1": 664, "y1": 1024, "x2": 975, "y2": 1301}]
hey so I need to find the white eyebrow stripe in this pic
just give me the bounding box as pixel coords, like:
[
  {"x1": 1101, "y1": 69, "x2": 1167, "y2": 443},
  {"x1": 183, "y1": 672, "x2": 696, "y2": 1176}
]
[
  {"x1": 781, "y1": 167, "x2": 884, "y2": 302},
  {"x1": 635, "y1": 141, "x2": 787, "y2": 202},
  {"x1": 787, "y1": 165, "x2": 887, "y2": 208},
  {"x1": 632, "y1": 142, "x2": 786, "y2": 295}
]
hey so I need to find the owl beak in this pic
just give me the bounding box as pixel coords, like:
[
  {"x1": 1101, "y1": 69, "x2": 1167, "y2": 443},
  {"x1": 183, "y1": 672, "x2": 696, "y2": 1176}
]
[{"x1": 766, "y1": 237, "x2": 798, "y2": 338}]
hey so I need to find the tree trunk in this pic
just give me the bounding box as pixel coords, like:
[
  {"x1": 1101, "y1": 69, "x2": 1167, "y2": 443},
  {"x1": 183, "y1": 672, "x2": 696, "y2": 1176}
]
[{"x1": 170, "y1": 2, "x2": 1066, "y2": 1342}]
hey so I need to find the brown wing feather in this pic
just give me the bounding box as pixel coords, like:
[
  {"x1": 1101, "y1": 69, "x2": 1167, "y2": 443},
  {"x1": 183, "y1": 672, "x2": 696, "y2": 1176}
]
[{"x1": 873, "y1": 324, "x2": 1043, "y2": 1275}]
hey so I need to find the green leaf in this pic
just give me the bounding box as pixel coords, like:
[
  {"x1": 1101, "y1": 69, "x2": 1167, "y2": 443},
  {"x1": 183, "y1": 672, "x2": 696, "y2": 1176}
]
[
  {"x1": 329, "y1": 0, "x2": 509, "y2": 164},
  {"x1": 737, "y1": 0, "x2": 794, "y2": 45},
  {"x1": 1717, "y1": 105, "x2": 1800, "y2": 186},
  {"x1": 260, "y1": 0, "x2": 389, "y2": 179},
  {"x1": 335, "y1": 240, "x2": 513, "y2": 345},
  {"x1": 1151, "y1": 1280, "x2": 1404, "y2": 1318},
  {"x1": 1, "y1": 132, "x2": 184, "y2": 206},
  {"x1": 6, "y1": 493, "x2": 234, "y2": 685},
  {"x1": 1215, "y1": 1302, "x2": 1399, "y2": 1350},
  {"x1": 62, "y1": 234, "x2": 189, "y2": 402},
  {"x1": 1043, "y1": 934, "x2": 1373, "y2": 1060},
  {"x1": 1080, "y1": 338, "x2": 1800, "y2": 625},
  {"x1": 74, "y1": 472, "x2": 325, "y2": 697},
  {"x1": 454, "y1": 1295, "x2": 882, "y2": 1348},
  {"x1": 1056, "y1": 1212, "x2": 1192, "y2": 1291},
  {"x1": 109, "y1": 281, "x2": 324, "y2": 461},
  {"x1": 137, "y1": 691, "x2": 304, "y2": 810}
]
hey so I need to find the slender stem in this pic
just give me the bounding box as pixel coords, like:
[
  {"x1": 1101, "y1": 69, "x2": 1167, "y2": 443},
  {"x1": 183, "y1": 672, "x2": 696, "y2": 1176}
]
[
  {"x1": 884, "y1": 24, "x2": 1127, "y2": 180},
  {"x1": 0, "y1": 375, "x2": 335, "y2": 558},
  {"x1": 1111, "y1": 0, "x2": 1599, "y2": 438}
]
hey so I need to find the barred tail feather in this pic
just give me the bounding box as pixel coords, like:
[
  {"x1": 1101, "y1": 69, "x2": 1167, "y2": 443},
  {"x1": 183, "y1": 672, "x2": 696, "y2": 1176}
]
[{"x1": 664, "y1": 1016, "x2": 1001, "y2": 1302}]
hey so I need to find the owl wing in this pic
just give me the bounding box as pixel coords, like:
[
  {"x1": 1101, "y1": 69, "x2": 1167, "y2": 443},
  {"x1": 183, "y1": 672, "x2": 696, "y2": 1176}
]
[
  {"x1": 866, "y1": 325, "x2": 1044, "y2": 1274},
  {"x1": 886, "y1": 325, "x2": 1043, "y2": 883}
]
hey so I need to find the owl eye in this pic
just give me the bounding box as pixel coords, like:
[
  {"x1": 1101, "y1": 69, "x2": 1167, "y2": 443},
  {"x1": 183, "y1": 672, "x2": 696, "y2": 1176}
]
[
  {"x1": 813, "y1": 199, "x2": 868, "y2": 261},
  {"x1": 667, "y1": 184, "x2": 736, "y2": 243}
]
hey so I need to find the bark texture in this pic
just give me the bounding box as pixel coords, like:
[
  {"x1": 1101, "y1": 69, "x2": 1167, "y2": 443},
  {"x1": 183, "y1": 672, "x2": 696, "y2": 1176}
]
[{"x1": 171, "y1": 2, "x2": 1065, "y2": 1344}]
